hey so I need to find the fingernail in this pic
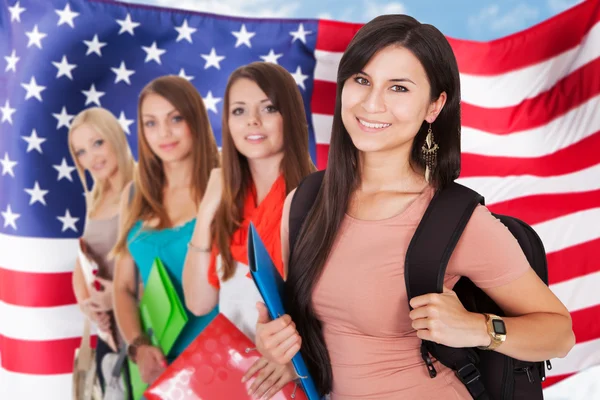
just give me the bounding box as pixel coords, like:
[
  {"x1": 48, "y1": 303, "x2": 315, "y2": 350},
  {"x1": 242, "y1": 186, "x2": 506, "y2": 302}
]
[{"x1": 241, "y1": 376, "x2": 246, "y2": 383}]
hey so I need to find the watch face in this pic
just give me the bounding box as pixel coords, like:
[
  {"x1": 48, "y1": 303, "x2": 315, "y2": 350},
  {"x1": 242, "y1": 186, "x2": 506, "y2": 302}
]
[{"x1": 492, "y1": 319, "x2": 507, "y2": 335}]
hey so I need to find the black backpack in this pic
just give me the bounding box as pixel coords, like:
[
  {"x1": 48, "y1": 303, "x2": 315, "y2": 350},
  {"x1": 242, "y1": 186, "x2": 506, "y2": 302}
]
[{"x1": 288, "y1": 170, "x2": 553, "y2": 400}]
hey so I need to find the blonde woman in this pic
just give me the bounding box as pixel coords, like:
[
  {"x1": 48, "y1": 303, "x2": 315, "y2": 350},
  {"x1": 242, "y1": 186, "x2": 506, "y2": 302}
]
[{"x1": 68, "y1": 107, "x2": 135, "y2": 392}]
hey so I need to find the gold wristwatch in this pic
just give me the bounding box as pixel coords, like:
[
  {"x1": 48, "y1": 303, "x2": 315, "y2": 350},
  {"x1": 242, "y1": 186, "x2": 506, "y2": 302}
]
[{"x1": 477, "y1": 313, "x2": 506, "y2": 351}]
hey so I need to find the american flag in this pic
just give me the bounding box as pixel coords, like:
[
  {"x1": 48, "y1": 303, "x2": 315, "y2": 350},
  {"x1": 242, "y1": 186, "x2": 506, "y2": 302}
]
[{"x1": 0, "y1": 0, "x2": 598, "y2": 398}]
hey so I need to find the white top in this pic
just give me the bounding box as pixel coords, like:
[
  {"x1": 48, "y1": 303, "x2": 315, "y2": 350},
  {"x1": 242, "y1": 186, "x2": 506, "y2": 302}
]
[{"x1": 216, "y1": 257, "x2": 262, "y2": 341}]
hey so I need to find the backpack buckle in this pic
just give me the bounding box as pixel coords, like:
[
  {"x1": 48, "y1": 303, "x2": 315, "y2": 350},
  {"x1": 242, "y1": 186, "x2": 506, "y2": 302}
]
[{"x1": 456, "y1": 363, "x2": 481, "y2": 385}]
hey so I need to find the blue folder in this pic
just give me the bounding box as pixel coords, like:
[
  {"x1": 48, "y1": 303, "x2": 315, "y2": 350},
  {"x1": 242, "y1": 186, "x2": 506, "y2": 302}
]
[{"x1": 247, "y1": 222, "x2": 322, "y2": 400}]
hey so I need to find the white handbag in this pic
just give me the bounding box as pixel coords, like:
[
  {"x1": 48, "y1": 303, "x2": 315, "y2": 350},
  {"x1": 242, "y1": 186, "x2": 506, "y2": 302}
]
[{"x1": 72, "y1": 318, "x2": 103, "y2": 400}]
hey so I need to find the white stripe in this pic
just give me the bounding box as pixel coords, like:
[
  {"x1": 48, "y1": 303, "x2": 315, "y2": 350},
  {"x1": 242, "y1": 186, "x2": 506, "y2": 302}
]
[
  {"x1": 0, "y1": 234, "x2": 77, "y2": 273},
  {"x1": 314, "y1": 21, "x2": 600, "y2": 108},
  {"x1": 461, "y1": 95, "x2": 600, "y2": 157},
  {"x1": 550, "y1": 271, "x2": 600, "y2": 313},
  {"x1": 0, "y1": 301, "x2": 96, "y2": 341},
  {"x1": 0, "y1": 366, "x2": 72, "y2": 400},
  {"x1": 313, "y1": 113, "x2": 334, "y2": 144},
  {"x1": 460, "y1": 22, "x2": 600, "y2": 108},
  {"x1": 543, "y1": 364, "x2": 600, "y2": 400},
  {"x1": 533, "y1": 208, "x2": 600, "y2": 254},
  {"x1": 546, "y1": 338, "x2": 600, "y2": 377},
  {"x1": 456, "y1": 164, "x2": 600, "y2": 205},
  {"x1": 313, "y1": 93, "x2": 600, "y2": 159}
]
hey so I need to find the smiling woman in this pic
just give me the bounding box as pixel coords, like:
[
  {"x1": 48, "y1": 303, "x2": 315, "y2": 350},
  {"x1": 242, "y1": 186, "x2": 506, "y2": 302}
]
[{"x1": 110, "y1": 75, "x2": 221, "y2": 386}]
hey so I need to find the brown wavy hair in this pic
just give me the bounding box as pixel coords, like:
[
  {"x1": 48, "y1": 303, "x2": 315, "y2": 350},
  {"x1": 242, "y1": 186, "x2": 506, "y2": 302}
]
[
  {"x1": 215, "y1": 62, "x2": 315, "y2": 281},
  {"x1": 112, "y1": 75, "x2": 220, "y2": 257}
]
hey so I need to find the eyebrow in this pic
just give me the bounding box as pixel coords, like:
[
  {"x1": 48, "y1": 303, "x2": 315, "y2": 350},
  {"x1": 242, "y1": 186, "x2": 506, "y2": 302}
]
[
  {"x1": 359, "y1": 71, "x2": 416, "y2": 85},
  {"x1": 231, "y1": 98, "x2": 271, "y2": 105}
]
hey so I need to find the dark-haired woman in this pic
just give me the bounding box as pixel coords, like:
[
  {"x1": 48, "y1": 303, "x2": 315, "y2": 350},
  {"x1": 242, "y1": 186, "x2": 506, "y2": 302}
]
[
  {"x1": 254, "y1": 15, "x2": 575, "y2": 400},
  {"x1": 182, "y1": 62, "x2": 315, "y2": 397}
]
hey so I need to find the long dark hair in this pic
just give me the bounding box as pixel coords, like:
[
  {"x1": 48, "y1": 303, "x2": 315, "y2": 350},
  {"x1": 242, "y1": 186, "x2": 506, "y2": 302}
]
[
  {"x1": 215, "y1": 62, "x2": 315, "y2": 281},
  {"x1": 285, "y1": 15, "x2": 462, "y2": 395}
]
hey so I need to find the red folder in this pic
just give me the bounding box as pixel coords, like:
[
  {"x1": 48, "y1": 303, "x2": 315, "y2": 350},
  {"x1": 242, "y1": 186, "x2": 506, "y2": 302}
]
[{"x1": 145, "y1": 313, "x2": 308, "y2": 400}]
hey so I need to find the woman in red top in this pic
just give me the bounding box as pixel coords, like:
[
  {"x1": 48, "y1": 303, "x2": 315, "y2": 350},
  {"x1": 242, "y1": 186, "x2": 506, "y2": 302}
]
[{"x1": 182, "y1": 61, "x2": 315, "y2": 392}]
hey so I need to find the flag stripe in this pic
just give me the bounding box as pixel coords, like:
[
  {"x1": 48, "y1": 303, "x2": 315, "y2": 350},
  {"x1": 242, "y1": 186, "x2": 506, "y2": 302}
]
[
  {"x1": 570, "y1": 304, "x2": 600, "y2": 344},
  {"x1": 0, "y1": 335, "x2": 95, "y2": 375},
  {"x1": 0, "y1": 302, "x2": 89, "y2": 341},
  {"x1": 0, "y1": 234, "x2": 77, "y2": 274},
  {"x1": 0, "y1": 369, "x2": 72, "y2": 400},
  {"x1": 546, "y1": 238, "x2": 600, "y2": 286},
  {"x1": 487, "y1": 190, "x2": 600, "y2": 227},
  {"x1": 550, "y1": 271, "x2": 600, "y2": 314},
  {"x1": 457, "y1": 165, "x2": 600, "y2": 205},
  {"x1": 460, "y1": 132, "x2": 600, "y2": 178},
  {"x1": 0, "y1": 267, "x2": 75, "y2": 308},
  {"x1": 461, "y1": 59, "x2": 600, "y2": 133}
]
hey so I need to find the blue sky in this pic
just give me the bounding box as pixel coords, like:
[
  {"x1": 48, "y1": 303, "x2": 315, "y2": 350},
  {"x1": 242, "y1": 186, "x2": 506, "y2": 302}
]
[{"x1": 121, "y1": 0, "x2": 584, "y2": 41}]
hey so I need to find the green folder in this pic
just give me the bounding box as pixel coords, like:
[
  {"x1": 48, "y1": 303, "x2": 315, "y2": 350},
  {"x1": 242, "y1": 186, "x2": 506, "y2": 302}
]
[{"x1": 128, "y1": 257, "x2": 189, "y2": 400}]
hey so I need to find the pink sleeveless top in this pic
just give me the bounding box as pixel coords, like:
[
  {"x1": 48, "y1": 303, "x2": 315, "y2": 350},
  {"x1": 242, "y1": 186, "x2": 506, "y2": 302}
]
[{"x1": 306, "y1": 187, "x2": 530, "y2": 399}]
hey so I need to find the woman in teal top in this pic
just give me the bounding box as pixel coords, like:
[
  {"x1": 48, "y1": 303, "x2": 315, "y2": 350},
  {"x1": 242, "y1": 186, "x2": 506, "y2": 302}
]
[
  {"x1": 111, "y1": 75, "x2": 220, "y2": 386},
  {"x1": 126, "y1": 218, "x2": 218, "y2": 358}
]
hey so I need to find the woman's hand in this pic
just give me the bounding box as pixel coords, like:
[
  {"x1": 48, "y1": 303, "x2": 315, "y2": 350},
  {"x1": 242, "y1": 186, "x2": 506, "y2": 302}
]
[
  {"x1": 88, "y1": 277, "x2": 114, "y2": 312},
  {"x1": 81, "y1": 298, "x2": 111, "y2": 332},
  {"x1": 198, "y1": 168, "x2": 223, "y2": 218},
  {"x1": 242, "y1": 357, "x2": 298, "y2": 399},
  {"x1": 136, "y1": 345, "x2": 167, "y2": 384},
  {"x1": 255, "y1": 302, "x2": 302, "y2": 365},
  {"x1": 409, "y1": 286, "x2": 490, "y2": 348}
]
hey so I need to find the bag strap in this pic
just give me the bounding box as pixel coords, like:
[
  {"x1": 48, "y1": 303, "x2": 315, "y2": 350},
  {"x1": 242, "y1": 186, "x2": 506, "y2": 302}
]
[
  {"x1": 288, "y1": 170, "x2": 325, "y2": 259},
  {"x1": 405, "y1": 182, "x2": 488, "y2": 400}
]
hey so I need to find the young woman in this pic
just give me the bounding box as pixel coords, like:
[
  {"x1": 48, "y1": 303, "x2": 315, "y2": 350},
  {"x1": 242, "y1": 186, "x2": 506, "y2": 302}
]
[
  {"x1": 111, "y1": 75, "x2": 220, "y2": 385},
  {"x1": 253, "y1": 15, "x2": 575, "y2": 399},
  {"x1": 69, "y1": 107, "x2": 135, "y2": 392},
  {"x1": 182, "y1": 62, "x2": 314, "y2": 394}
]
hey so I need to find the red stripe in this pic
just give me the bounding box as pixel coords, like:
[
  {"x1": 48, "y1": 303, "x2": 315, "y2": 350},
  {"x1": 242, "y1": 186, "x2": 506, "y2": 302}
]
[
  {"x1": 311, "y1": 80, "x2": 337, "y2": 116},
  {"x1": 571, "y1": 303, "x2": 600, "y2": 344},
  {"x1": 0, "y1": 335, "x2": 96, "y2": 375},
  {"x1": 543, "y1": 373, "x2": 573, "y2": 388},
  {"x1": 547, "y1": 239, "x2": 600, "y2": 285},
  {"x1": 316, "y1": 20, "x2": 363, "y2": 53},
  {"x1": 315, "y1": 2, "x2": 600, "y2": 75},
  {"x1": 448, "y1": 0, "x2": 600, "y2": 75},
  {"x1": 461, "y1": 59, "x2": 600, "y2": 133},
  {"x1": 486, "y1": 190, "x2": 600, "y2": 226},
  {"x1": 460, "y1": 133, "x2": 600, "y2": 178},
  {"x1": 316, "y1": 144, "x2": 329, "y2": 170},
  {"x1": 0, "y1": 267, "x2": 76, "y2": 307}
]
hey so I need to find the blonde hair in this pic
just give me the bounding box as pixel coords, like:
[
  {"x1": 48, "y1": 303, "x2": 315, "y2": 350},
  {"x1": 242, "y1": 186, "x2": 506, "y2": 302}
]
[
  {"x1": 68, "y1": 107, "x2": 135, "y2": 216},
  {"x1": 112, "y1": 75, "x2": 220, "y2": 257}
]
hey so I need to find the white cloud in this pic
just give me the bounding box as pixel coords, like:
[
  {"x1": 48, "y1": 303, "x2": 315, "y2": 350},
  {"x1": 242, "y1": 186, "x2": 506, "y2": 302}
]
[
  {"x1": 547, "y1": 0, "x2": 585, "y2": 13},
  {"x1": 332, "y1": 1, "x2": 407, "y2": 23},
  {"x1": 317, "y1": 12, "x2": 333, "y2": 20},
  {"x1": 469, "y1": 3, "x2": 539, "y2": 34},
  {"x1": 365, "y1": 1, "x2": 407, "y2": 21},
  {"x1": 150, "y1": 0, "x2": 300, "y2": 18}
]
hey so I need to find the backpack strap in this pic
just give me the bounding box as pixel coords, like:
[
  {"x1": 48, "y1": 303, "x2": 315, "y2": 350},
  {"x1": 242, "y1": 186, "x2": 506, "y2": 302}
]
[
  {"x1": 405, "y1": 182, "x2": 489, "y2": 400},
  {"x1": 288, "y1": 170, "x2": 325, "y2": 259}
]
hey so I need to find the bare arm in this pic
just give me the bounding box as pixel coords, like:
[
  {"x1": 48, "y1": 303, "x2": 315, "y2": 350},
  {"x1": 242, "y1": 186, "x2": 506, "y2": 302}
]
[
  {"x1": 182, "y1": 211, "x2": 219, "y2": 316},
  {"x1": 72, "y1": 258, "x2": 90, "y2": 309},
  {"x1": 481, "y1": 270, "x2": 575, "y2": 361},
  {"x1": 112, "y1": 181, "x2": 143, "y2": 344},
  {"x1": 280, "y1": 189, "x2": 295, "y2": 281},
  {"x1": 182, "y1": 168, "x2": 222, "y2": 316}
]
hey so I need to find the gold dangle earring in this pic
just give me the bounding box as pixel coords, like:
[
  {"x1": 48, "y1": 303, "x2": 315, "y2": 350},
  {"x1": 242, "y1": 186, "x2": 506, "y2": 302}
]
[{"x1": 421, "y1": 123, "x2": 438, "y2": 183}]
